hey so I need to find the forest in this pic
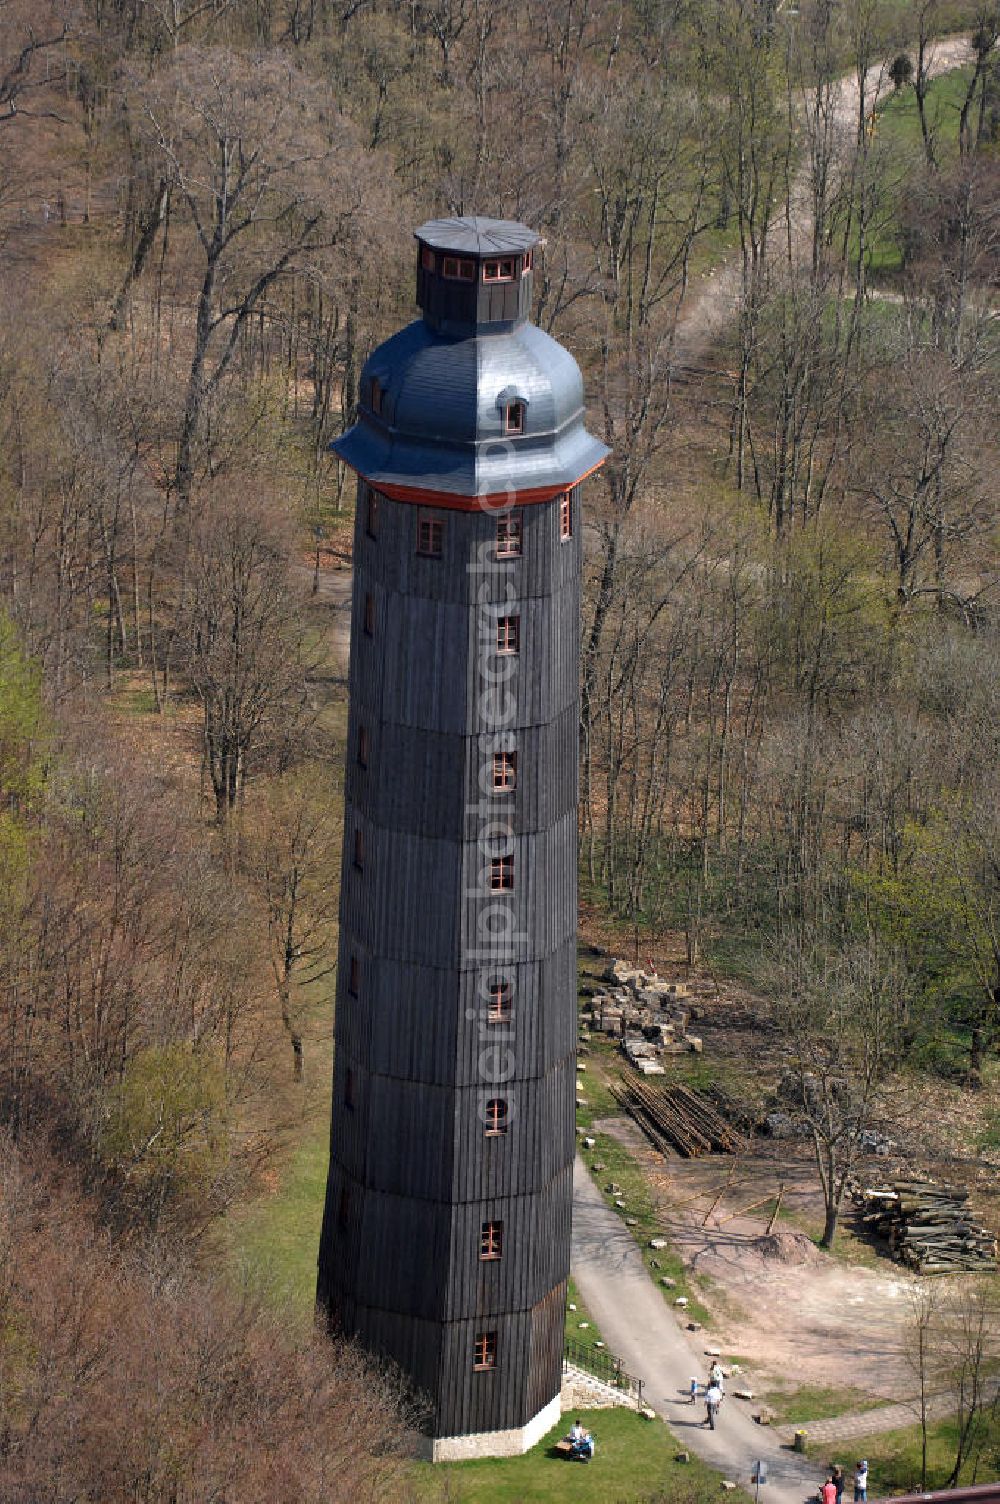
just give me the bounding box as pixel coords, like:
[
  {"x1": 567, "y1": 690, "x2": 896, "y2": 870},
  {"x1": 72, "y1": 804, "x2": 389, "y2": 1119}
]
[{"x1": 0, "y1": 0, "x2": 997, "y2": 1496}]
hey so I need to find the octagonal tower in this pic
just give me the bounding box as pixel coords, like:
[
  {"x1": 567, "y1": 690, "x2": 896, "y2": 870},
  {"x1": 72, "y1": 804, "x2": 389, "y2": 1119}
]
[{"x1": 317, "y1": 217, "x2": 608, "y2": 1460}]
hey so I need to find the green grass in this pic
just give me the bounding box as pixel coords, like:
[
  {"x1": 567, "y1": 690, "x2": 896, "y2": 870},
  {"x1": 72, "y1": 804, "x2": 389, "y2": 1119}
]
[
  {"x1": 573, "y1": 1042, "x2": 621, "y2": 1127},
  {"x1": 565, "y1": 1275, "x2": 605, "y2": 1347},
  {"x1": 854, "y1": 66, "x2": 977, "y2": 277},
  {"x1": 877, "y1": 67, "x2": 974, "y2": 157},
  {"x1": 757, "y1": 1384, "x2": 888, "y2": 1427},
  {"x1": 822, "y1": 1415, "x2": 1000, "y2": 1496},
  {"x1": 411, "y1": 1407, "x2": 753, "y2": 1502},
  {"x1": 224, "y1": 1114, "x2": 330, "y2": 1327},
  {"x1": 975, "y1": 1109, "x2": 1000, "y2": 1153}
]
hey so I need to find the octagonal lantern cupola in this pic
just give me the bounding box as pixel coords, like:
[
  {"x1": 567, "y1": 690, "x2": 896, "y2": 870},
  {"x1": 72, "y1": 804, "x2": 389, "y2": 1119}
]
[{"x1": 415, "y1": 217, "x2": 539, "y2": 336}]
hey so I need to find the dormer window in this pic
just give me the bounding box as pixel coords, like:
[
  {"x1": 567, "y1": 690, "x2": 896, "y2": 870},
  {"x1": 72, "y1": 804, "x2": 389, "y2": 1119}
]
[
  {"x1": 370, "y1": 377, "x2": 384, "y2": 417},
  {"x1": 442, "y1": 256, "x2": 475, "y2": 281},
  {"x1": 504, "y1": 401, "x2": 525, "y2": 435},
  {"x1": 483, "y1": 258, "x2": 516, "y2": 283}
]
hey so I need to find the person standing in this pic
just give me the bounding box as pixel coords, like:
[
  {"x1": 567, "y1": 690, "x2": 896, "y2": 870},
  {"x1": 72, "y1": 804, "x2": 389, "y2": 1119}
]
[
  {"x1": 832, "y1": 1463, "x2": 845, "y2": 1503},
  {"x1": 689, "y1": 1376, "x2": 699, "y2": 1404},
  {"x1": 704, "y1": 1380, "x2": 723, "y2": 1430},
  {"x1": 854, "y1": 1460, "x2": 868, "y2": 1502},
  {"x1": 821, "y1": 1477, "x2": 837, "y2": 1504}
]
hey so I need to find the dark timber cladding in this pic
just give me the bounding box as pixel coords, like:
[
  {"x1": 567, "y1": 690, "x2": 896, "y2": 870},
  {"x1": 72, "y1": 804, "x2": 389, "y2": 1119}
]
[{"x1": 317, "y1": 215, "x2": 608, "y2": 1451}]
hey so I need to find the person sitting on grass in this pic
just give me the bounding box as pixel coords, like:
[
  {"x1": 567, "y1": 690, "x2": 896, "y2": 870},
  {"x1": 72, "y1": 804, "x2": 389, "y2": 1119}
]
[{"x1": 567, "y1": 1420, "x2": 594, "y2": 1461}]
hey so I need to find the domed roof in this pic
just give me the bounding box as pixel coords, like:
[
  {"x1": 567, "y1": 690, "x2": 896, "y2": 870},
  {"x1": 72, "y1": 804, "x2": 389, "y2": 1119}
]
[{"x1": 333, "y1": 318, "x2": 608, "y2": 503}]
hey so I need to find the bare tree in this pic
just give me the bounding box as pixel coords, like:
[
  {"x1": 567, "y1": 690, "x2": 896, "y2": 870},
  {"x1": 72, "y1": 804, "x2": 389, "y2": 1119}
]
[
  {"x1": 770, "y1": 934, "x2": 908, "y2": 1247},
  {"x1": 182, "y1": 500, "x2": 312, "y2": 821},
  {"x1": 905, "y1": 1279, "x2": 1000, "y2": 1490},
  {"x1": 241, "y1": 771, "x2": 340, "y2": 1081},
  {"x1": 133, "y1": 48, "x2": 367, "y2": 510}
]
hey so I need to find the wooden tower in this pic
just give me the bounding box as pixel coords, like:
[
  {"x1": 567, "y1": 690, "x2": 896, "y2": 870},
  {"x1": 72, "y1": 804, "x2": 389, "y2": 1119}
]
[{"x1": 317, "y1": 217, "x2": 607, "y2": 1460}]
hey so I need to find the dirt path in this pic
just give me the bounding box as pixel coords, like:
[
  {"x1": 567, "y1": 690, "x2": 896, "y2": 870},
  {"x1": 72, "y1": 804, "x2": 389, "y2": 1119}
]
[
  {"x1": 292, "y1": 560, "x2": 352, "y2": 672},
  {"x1": 670, "y1": 35, "x2": 974, "y2": 369},
  {"x1": 609, "y1": 1120, "x2": 919, "y2": 1399}
]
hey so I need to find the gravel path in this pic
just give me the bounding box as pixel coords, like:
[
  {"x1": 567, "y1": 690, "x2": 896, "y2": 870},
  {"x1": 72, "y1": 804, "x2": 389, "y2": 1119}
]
[{"x1": 571, "y1": 1156, "x2": 825, "y2": 1504}]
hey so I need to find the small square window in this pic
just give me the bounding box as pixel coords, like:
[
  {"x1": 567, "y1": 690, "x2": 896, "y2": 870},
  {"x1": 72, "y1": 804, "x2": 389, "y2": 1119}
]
[
  {"x1": 480, "y1": 1220, "x2": 503, "y2": 1260},
  {"x1": 490, "y1": 854, "x2": 514, "y2": 891},
  {"x1": 493, "y1": 751, "x2": 517, "y2": 792},
  {"x1": 495, "y1": 511, "x2": 522, "y2": 558},
  {"x1": 483, "y1": 1099, "x2": 508, "y2": 1137},
  {"x1": 363, "y1": 593, "x2": 375, "y2": 637},
  {"x1": 421, "y1": 245, "x2": 435, "y2": 271},
  {"x1": 348, "y1": 956, "x2": 359, "y2": 996},
  {"x1": 523, "y1": 249, "x2": 533, "y2": 272},
  {"x1": 473, "y1": 1330, "x2": 498, "y2": 1369},
  {"x1": 353, "y1": 828, "x2": 364, "y2": 871},
  {"x1": 560, "y1": 491, "x2": 572, "y2": 540},
  {"x1": 483, "y1": 258, "x2": 516, "y2": 282},
  {"x1": 486, "y1": 978, "x2": 513, "y2": 1024},
  {"x1": 496, "y1": 616, "x2": 519, "y2": 654},
  {"x1": 443, "y1": 255, "x2": 475, "y2": 281},
  {"x1": 417, "y1": 513, "x2": 444, "y2": 558},
  {"x1": 504, "y1": 401, "x2": 525, "y2": 435},
  {"x1": 358, "y1": 725, "x2": 369, "y2": 768},
  {"x1": 366, "y1": 490, "x2": 379, "y2": 539}
]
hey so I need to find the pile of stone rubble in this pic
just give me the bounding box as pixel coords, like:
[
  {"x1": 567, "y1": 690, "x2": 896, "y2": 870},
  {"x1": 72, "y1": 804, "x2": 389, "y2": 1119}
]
[{"x1": 580, "y1": 958, "x2": 705, "y2": 1074}]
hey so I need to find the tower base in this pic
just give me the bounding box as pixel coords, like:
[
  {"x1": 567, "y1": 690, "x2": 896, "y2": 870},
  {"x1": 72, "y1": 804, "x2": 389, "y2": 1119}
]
[{"x1": 425, "y1": 1392, "x2": 562, "y2": 1462}]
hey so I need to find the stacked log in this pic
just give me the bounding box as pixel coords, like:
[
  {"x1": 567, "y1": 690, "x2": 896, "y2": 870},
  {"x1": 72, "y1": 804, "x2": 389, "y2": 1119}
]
[
  {"x1": 854, "y1": 1180, "x2": 997, "y2": 1274},
  {"x1": 611, "y1": 1078, "x2": 745, "y2": 1158}
]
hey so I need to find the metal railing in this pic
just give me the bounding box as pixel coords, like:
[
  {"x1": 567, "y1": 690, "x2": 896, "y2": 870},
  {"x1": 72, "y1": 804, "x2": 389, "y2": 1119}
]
[{"x1": 563, "y1": 1337, "x2": 645, "y2": 1409}]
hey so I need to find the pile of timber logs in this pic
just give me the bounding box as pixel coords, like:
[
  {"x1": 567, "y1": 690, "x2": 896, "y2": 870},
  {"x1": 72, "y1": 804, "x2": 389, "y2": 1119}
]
[
  {"x1": 854, "y1": 1180, "x2": 997, "y2": 1274},
  {"x1": 611, "y1": 1077, "x2": 745, "y2": 1158}
]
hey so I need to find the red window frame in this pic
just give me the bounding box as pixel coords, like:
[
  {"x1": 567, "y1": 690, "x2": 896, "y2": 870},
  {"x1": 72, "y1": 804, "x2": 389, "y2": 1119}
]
[
  {"x1": 495, "y1": 511, "x2": 522, "y2": 558},
  {"x1": 493, "y1": 750, "x2": 517, "y2": 792},
  {"x1": 363, "y1": 593, "x2": 375, "y2": 637},
  {"x1": 421, "y1": 245, "x2": 435, "y2": 272},
  {"x1": 486, "y1": 977, "x2": 513, "y2": 1024},
  {"x1": 490, "y1": 854, "x2": 514, "y2": 891},
  {"x1": 496, "y1": 616, "x2": 519, "y2": 654},
  {"x1": 523, "y1": 249, "x2": 533, "y2": 272},
  {"x1": 353, "y1": 828, "x2": 364, "y2": 871},
  {"x1": 366, "y1": 490, "x2": 379, "y2": 539},
  {"x1": 416, "y1": 513, "x2": 444, "y2": 558},
  {"x1": 358, "y1": 725, "x2": 369, "y2": 769},
  {"x1": 473, "y1": 1330, "x2": 498, "y2": 1369},
  {"x1": 483, "y1": 1099, "x2": 508, "y2": 1137},
  {"x1": 348, "y1": 955, "x2": 359, "y2": 996},
  {"x1": 483, "y1": 257, "x2": 516, "y2": 282},
  {"x1": 560, "y1": 491, "x2": 572, "y2": 540},
  {"x1": 442, "y1": 255, "x2": 475, "y2": 281},
  {"x1": 480, "y1": 1221, "x2": 504, "y2": 1260},
  {"x1": 504, "y1": 401, "x2": 525, "y2": 435}
]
